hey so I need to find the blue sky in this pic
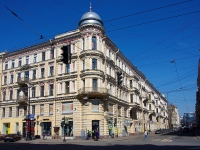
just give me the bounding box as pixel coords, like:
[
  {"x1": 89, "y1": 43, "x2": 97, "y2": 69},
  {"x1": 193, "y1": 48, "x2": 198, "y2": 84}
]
[{"x1": 0, "y1": 0, "x2": 199, "y2": 115}]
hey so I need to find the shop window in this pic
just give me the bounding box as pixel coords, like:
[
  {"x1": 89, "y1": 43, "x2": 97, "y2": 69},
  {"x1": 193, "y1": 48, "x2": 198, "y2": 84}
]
[
  {"x1": 62, "y1": 121, "x2": 73, "y2": 137},
  {"x1": 41, "y1": 122, "x2": 52, "y2": 136}
]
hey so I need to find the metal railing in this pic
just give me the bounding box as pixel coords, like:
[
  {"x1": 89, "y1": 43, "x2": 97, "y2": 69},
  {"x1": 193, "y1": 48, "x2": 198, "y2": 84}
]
[
  {"x1": 17, "y1": 77, "x2": 29, "y2": 83},
  {"x1": 17, "y1": 95, "x2": 28, "y2": 103}
]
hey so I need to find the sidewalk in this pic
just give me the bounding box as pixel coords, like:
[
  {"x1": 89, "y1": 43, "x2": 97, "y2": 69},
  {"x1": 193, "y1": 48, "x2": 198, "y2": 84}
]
[{"x1": 18, "y1": 134, "x2": 144, "y2": 144}]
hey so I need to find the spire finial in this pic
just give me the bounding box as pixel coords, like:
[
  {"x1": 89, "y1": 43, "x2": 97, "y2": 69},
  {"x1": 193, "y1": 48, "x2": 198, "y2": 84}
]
[{"x1": 90, "y1": 2, "x2": 92, "y2": 12}]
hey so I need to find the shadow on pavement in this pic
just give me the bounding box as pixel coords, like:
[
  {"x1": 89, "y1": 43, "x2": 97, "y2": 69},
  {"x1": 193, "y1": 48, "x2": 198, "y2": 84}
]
[
  {"x1": 160, "y1": 130, "x2": 196, "y2": 137},
  {"x1": 0, "y1": 142, "x2": 200, "y2": 150}
]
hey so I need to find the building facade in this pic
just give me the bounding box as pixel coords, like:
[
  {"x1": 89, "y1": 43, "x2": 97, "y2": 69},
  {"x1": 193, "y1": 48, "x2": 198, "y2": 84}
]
[
  {"x1": 196, "y1": 59, "x2": 200, "y2": 127},
  {"x1": 0, "y1": 8, "x2": 168, "y2": 138},
  {"x1": 167, "y1": 104, "x2": 180, "y2": 128}
]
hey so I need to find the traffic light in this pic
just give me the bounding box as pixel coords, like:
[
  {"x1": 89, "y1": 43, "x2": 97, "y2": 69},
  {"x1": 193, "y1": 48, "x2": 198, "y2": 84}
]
[
  {"x1": 61, "y1": 45, "x2": 71, "y2": 64},
  {"x1": 61, "y1": 121, "x2": 64, "y2": 127},
  {"x1": 117, "y1": 72, "x2": 123, "y2": 85}
]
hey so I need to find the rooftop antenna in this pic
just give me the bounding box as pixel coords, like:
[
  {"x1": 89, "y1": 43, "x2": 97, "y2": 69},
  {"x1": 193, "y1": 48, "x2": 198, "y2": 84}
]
[{"x1": 90, "y1": 2, "x2": 92, "y2": 12}]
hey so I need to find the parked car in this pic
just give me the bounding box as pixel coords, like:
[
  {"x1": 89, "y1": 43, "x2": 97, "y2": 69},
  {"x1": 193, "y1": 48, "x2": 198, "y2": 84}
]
[
  {"x1": 182, "y1": 127, "x2": 189, "y2": 133},
  {"x1": 0, "y1": 135, "x2": 4, "y2": 141},
  {"x1": 4, "y1": 134, "x2": 21, "y2": 142},
  {"x1": 155, "y1": 129, "x2": 161, "y2": 134}
]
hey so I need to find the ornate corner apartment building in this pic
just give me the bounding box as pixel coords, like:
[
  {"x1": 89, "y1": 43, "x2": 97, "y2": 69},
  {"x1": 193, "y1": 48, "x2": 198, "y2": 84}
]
[{"x1": 0, "y1": 8, "x2": 168, "y2": 138}]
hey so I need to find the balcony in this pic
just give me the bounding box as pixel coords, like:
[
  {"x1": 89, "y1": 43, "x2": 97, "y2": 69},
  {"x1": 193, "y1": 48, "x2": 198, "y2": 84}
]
[
  {"x1": 80, "y1": 69, "x2": 104, "y2": 78},
  {"x1": 79, "y1": 50, "x2": 104, "y2": 59},
  {"x1": 129, "y1": 102, "x2": 140, "y2": 108},
  {"x1": 17, "y1": 77, "x2": 29, "y2": 85},
  {"x1": 77, "y1": 87, "x2": 109, "y2": 99},
  {"x1": 17, "y1": 95, "x2": 28, "y2": 105}
]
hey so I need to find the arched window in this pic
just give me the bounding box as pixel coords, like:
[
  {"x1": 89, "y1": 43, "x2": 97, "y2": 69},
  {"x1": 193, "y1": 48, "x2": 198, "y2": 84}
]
[{"x1": 92, "y1": 36, "x2": 97, "y2": 50}]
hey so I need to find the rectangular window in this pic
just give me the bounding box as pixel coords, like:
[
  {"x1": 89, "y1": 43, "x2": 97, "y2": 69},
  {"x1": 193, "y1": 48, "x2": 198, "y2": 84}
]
[
  {"x1": 32, "y1": 105, "x2": 35, "y2": 115},
  {"x1": 50, "y1": 49, "x2": 54, "y2": 59},
  {"x1": 41, "y1": 68, "x2": 45, "y2": 78},
  {"x1": 24, "y1": 106, "x2": 27, "y2": 116},
  {"x1": 40, "y1": 86, "x2": 44, "y2": 97},
  {"x1": 16, "y1": 107, "x2": 19, "y2": 117},
  {"x1": 33, "y1": 54, "x2": 37, "y2": 63},
  {"x1": 49, "y1": 66, "x2": 54, "y2": 76},
  {"x1": 83, "y1": 38, "x2": 85, "y2": 50},
  {"x1": 2, "y1": 108, "x2": 5, "y2": 117},
  {"x1": 5, "y1": 61, "x2": 8, "y2": 70},
  {"x1": 130, "y1": 94, "x2": 133, "y2": 103},
  {"x1": 49, "y1": 84, "x2": 54, "y2": 96},
  {"x1": 92, "y1": 37, "x2": 97, "y2": 50},
  {"x1": 25, "y1": 71, "x2": 29, "y2": 78},
  {"x1": 12, "y1": 60, "x2": 15, "y2": 68},
  {"x1": 40, "y1": 104, "x2": 44, "y2": 115},
  {"x1": 82, "y1": 80, "x2": 85, "y2": 88},
  {"x1": 83, "y1": 60, "x2": 85, "y2": 70},
  {"x1": 118, "y1": 106, "x2": 121, "y2": 116},
  {"x1": 32, "y1": 70, "x2": 36, "y2": 80},
  {"x1": 109, "y1": 67, "x2": 111, "y2": 75},
  {"x1": 130, "y1": 80, "x2": 133, "y2": 88},
  {"x1": 149, "y1": 104, "x2": 152, "y2": 110},
  {"x1": 62, "y1": 102, "x2": 73, "y2": 114},
  {"x1": 92, "y1": 59, "x2": 97, "y2": 69},
  {"x1": 92, "y1": 100, "x2": 99, "y2": 112},
  {"x1": 17, "y1": 73, "x2": 21, "y2": 78},
  {"x1": 124, "y1": 108, "x2": 127, "y2": 117},
  {"x1": 92, "y1": 79, "x2": 97, "y2": 87},
  {"x1": 10, "y1": 75, "x2": 14, "y2": 83},
  {"x1": 9, "y1": 107, "x2": 12, "y2": 117},
  {"x1": 26, "y1": 56, "x2": 29, "y2": 64},
  {"x1": 49, "y1": 104, "x2": 53, "y2": 115},
  {"x1": 42, "y1": 52, "x2": 45, "y2": 61},
  {"x1": 9, "y1": 90, "x2": 13, "y2": 100},
  {"x1": 65, "y1": 82, "x2": 69, "y2": 94},
  {"x1": 4, "y1": 76, "x2": 7, "y2": 85},
  {"x1": 32, "y1": 87, "x2": 36, "y2": 98},
  {"x1": 18, "y1": 58, "x2": 22, "y2": 67},
  {"x1": 66, "y1": 64, "x2": 70, "y2": 73},
  {"x1": 3, "y1": 91, "x2": 6, "y2": 101},
  {"x1": 108, "y1": 103, "x2": 113, "y2": 114}
]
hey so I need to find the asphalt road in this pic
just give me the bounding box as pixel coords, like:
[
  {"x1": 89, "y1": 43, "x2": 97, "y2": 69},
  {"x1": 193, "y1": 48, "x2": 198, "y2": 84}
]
[{"x1": 0, "y1": 130, "x2": 200, "y2": 150}]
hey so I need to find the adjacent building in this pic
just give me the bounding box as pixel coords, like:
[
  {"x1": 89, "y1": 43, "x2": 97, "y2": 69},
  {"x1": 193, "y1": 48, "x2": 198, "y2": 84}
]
[
  {"x1": 0, "y1": 7, "x2": 168, "y2": 138},
  {"x1": 167, "y1": 104, "x2": 180, "y2": 128},
  {"x1": 196, "y1": 59, "x2": 200, "y2": 127}
]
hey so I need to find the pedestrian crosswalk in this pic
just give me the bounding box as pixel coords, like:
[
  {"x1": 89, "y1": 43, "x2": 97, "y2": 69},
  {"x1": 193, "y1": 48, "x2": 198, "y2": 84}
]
[{"x1": 151, "y1": 138, "x2": 172, "y2": 142}]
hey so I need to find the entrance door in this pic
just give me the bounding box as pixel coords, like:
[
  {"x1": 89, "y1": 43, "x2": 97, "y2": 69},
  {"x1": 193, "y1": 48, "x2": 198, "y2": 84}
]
[
  {"x1": 7, "y1": 123, "x2": 10, "y2": 134},
  {"x1": 92, "y1": 120, "x2": 99, "y2": 139}
]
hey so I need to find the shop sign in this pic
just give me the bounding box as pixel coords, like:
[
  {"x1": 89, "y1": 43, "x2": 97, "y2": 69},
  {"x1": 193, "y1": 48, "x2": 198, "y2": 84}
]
[{"x1": 65, "y1": 118, "x2": 69, "y2": 124}]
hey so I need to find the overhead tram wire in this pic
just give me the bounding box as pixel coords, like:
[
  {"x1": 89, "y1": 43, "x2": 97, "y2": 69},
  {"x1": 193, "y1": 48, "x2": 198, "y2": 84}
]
[
  {"x1": 120, "y1": 11, "x2": 200, "y2": 63},
  {"x1": 0, "y1": 1, "x2": 43, "y2": 39},
  {"x1": 134, "y1": 28, "x2": 200, "y2": 63},
  {"x1": 107, "y1": 10, "x2": 200, "y2": 33},
  {"x1": 1, "y1": 0, "x2": 193, "y2": 52},
  {"x1": 104, "y1": 0, "x2": 193, "y2": 22},
  {"x1": 8, "y1": 0, "x2": 56, "y2": 32}
]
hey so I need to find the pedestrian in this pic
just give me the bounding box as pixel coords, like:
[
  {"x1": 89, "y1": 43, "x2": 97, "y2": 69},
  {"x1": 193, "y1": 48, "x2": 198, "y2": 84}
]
[
  {"x1": 94, "y1": 130, "x2": 99, "y2": 141},
  {"x1": 144, "y1": 130, "x2": 148, "y2": 140},
  {"x1": 42, "y1": 130, "x2": 46, "y2": 140}
]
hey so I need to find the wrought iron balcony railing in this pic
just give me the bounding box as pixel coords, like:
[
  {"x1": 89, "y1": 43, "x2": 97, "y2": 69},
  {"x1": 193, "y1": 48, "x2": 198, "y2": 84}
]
[
  {"x1": 17, "y1": 95, "x2": 28, "y2": 104},
  {"x1": 17, "y1": 77, "x2": 30, "y2": 84}
]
